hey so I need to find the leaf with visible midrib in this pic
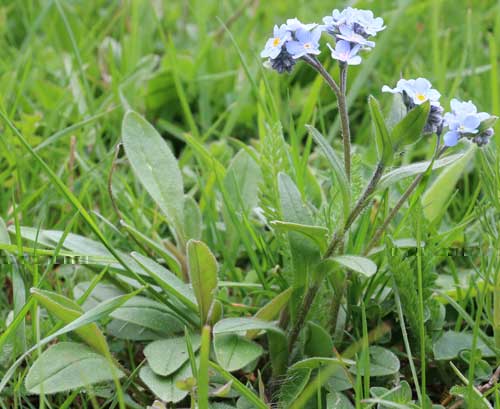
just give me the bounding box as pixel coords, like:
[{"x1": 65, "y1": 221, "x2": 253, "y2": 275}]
[
  {"x1": 144, "y1": 335, "x2": 201, "y2": 376},
  {"x1": 214, "y1": 334, "x2": 263, "y2": 372},
  {"x1": 307, "y1": 126, "x2": 350, "y2": 221},
  {"x1": 25, "y1": 342, "x2": 124, "y2": 394},
  {"x1": 187, "y1": 240, "x2": 218, "y2": 325},
  {"x1": 331, "y1": 255, "x2": 377, "y2": 278},
  {"x1": 122, "y1": 111, "x2": 185, "y2": 243},
  {"x1": 139, "y1": 362, "x2": 192, "y2": 403}
]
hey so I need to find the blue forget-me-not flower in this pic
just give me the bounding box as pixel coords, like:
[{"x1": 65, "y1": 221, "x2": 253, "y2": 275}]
[
  {"x1": 327, "y1": 40, "x2": 362, "y2": 65},
  {"x1": 322, "y1": 7, "x2": 384, "y2": 65},
  {"x1": 262, "y1": 20, "x2": 321, "y2": 73},
  {"x1": 286, "y1": 28, "x2": 322, "y2": 59},
  {"x1": 382, "y1": 78, "x2": 441, "y2": 107},
  {"x1": 285, "y1": 18, "x2": 317, "y2": 32},
  {"x1": 382, "y1": 78, "x2": 444, "y2": 135},
  {"x1": 443, "y1": 99, "x2": 496, "y2": 147},
  {"x1": 322, "y1": 8, "x2": 385, "y2": 37},
  {"x1": 261, "y1": 25, "x2": 292, "y2": 59}
]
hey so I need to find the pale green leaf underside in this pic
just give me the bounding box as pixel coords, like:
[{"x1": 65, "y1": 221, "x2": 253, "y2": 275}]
[{"x1": 25, "y1": 342, "x2": 124, "y2": 394}]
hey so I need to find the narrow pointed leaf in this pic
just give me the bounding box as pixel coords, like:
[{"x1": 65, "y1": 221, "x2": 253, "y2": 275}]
[
  {"x1": 307, "y1": 125, "x2": 350, "y2": 220},
  {"x1": 391, "y1": 101, "x2": 430, "y2": 148},
  {"x1": 31, "y1": 288, "x2": 110, "y2": 356},
  {"x1": 187, "y1": 240, "x2": 218, "y2": 324},
  {"x1": 369, "y1": 96, "x2": 393, "y2": 165},
  {"x1": 131, "y1": 252, "x2": 198, "y2": 312}
]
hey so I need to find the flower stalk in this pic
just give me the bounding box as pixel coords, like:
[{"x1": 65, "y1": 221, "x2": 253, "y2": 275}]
[{"x1": 339, "y1": 64, "x2": 352, "y2": 180}]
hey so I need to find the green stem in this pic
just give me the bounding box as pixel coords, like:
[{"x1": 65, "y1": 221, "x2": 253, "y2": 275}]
[
  {"x1": 328, "y1": 276, "x2": 348, "y2": 334},
  {"x1": 287, "y1": 283, "x2": 320, "y2": 355},
  {"x1": 338, "y1": 64, "x2": 351, "y2": 181},
  {"x1": 364, "y1": 146, "x2": 447, "y2": 255}
]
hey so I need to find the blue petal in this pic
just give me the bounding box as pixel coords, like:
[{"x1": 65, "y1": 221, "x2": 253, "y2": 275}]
[
  {"x1": 286, "y1": 41, "x2": 304, "y2": 58},
  {"x1": 443, "y1": 131, "x2": 460, "y2": 147}
]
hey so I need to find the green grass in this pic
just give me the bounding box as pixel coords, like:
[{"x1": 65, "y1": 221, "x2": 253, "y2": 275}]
[{"x1": 1, "y1": 0, "x2": 500, "y2": 408}]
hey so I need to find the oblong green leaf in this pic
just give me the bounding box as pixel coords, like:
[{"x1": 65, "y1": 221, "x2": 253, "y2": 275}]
[
  {"x1": 25, "y1": 342, "x2": 124, "y2": 394},
  {"x1": 144, "y1": 335, "x2": 201, "y2": 376},
  {"x1": 139, "y1": 362, "x2": 192, "y2": 403},
  {"x1": 350, "y1": 346, "x2": 400, "y2": 377},
  {"x1": 214, "y1": 334, "x2": 263, "y2": 372},
  {"x1": 331, "y1": 255, "x2": 377, "y2": 278},
  {"x1": 270, "y1": 221, "x2": 328, "y2": 254},
  {"x1": 214, "y1": 317, "x2": 283, "y2": 335},
  {"x1": 110, "y1": 296, "x2": 184, "y2": 335},
  {"x1": 378, "y1": 153, "x2": 465, "y2": 191},
  {"x1": 187, "y1": 240, "x2": 218, "y2": 325},
  {"x1": 422, "y1": 144, "x2": 476, "y2": 222},
  {"x1": 122, "y1": 111, "x2": 185, "y2": 243},
  {"x1": 433, "y1": 331, "x2": 495, "y2": 360},
  {"x1": 0, "y1": 291, "x2": 141, "y2": 394}
]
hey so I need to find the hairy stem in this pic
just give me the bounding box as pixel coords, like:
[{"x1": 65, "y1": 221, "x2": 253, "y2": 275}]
[
  {"x1": 287, "y1": 283, "x2": 319, "y2": 356},
  {"x1": 338, "y1": 64, "x2": 351, "y2": 181},
  {"x1": 303, "y1": 55, "x2": 341, "y2": 97},
  {"x1": 288, "y1": 158, "x2": 384, "y2": 349},
  {"x1": 323, "y1": 161, "x2": 385, "y2": 259},
  {"x1": 344, "y1": 162, "x2": 385, "y2": 230},
  {"x1": 328, "y1": 275, "x2": 349, "y2": 334},
  {"x1": 364, "y1": 146, "x2": 447, "y2": 254}
]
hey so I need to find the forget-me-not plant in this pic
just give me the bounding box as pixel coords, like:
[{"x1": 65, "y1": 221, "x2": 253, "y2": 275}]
[{"x1": 260, "y1": 6, "x2": 497, "y2": 357}]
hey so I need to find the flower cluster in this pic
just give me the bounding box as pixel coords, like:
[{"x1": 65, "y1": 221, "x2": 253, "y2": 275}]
[
  {"x1": 382, "y1": 78, "x2": 497, "y2": 146},
  {"x1": 261, "y1": 8, "x2": 385, "y2": 72},
  {"x1": 443, "y1": 99, "x2": 496, "y2": 147},
  {"x1": 322, "y1": 8, "x2": 385, "y2": 65},
  {"x1": 261, "y1": 20, "x2": 321, "y2": 73}
]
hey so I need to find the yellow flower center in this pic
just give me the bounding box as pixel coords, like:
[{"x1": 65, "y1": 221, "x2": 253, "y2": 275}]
[
  {"x1": 416, "y1": 93, "x2": 426, "y2": 102},
  {"x1": 272, "y1": 37, "x2": 281, "y2": 47},
  {"x1": 304, "y1": 43, "x2": 311, "y2": 49}
]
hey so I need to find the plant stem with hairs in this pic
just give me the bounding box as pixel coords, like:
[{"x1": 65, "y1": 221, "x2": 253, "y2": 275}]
[
  {"x1": 303, "y1": 57, "x2": 351, "y2": 180},
  {"x1": 287, "y1": 162, "x2": 386, "y2": 351},
  {"x1": 364, "y1": 146, "x2": 447, "y2": 255},
  {"x1": 338, "y1": 64, "x2": 351, "y2": 181}
]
